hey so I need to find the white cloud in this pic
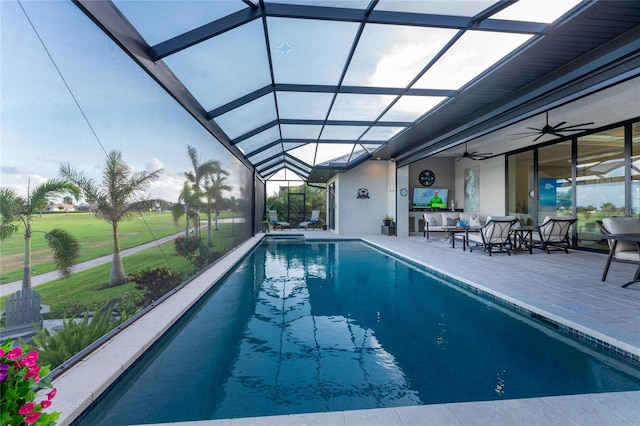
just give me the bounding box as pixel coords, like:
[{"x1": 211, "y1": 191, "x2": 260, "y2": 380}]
[{"x1": 146, "y1": 158, "x2": 164, "y2": 172}]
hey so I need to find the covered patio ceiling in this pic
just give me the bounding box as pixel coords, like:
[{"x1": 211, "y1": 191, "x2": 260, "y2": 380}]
[{"x1": 75, "y1": 0, "x2": 640, "y2": 183}]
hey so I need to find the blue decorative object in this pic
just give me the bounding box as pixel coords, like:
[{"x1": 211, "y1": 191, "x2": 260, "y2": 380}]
[{"x1": 458, "y1": 220, "x2": 468, "y2": 228}]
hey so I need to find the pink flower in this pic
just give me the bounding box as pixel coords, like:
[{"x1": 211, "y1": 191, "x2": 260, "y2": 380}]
[
  {"x1": 19, "y1": 402, "x2": 35, "y2": 415},
  {"x1": 25, "y1": 366, "x2": 41, "y2": 380},
  {"x1": 24, "y1": 411, "x2": 41, "y2": 424},
  {"x1": 40, "y1": 400, "x2": 52, "y2": 409},
  {"x1": 20, "y1": 351, "x2": 38, "y2": 367},
  {"x1": 0, "y1": 348, "x2": 5, "y2": 357},
  {"x1": 7, "y1": 347, "x2": 23, "y2": 360},
  {"x1": 47, "y1": 388, "x2": 57, "y2": 400}
]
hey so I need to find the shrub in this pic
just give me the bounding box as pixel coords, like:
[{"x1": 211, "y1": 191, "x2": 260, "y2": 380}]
[
  {"x1": 128, "y1": 267, "x2": 184, "y2": 305},
  {"x1": 173, "y1": 235, "x2": 200, "y2": 259},
  {"x1": 190, "y1": 244, "x2": 221, "y2": 269},
  {"x1": 31, "y1": 302, "x2": 128, "y2": 370},
  {"x1": 113, "y1": 291, "x2": 146, "y2": 315}
]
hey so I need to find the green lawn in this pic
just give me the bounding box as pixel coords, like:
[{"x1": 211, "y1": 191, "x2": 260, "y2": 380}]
[
  {"x1": 32, "y1": 241, "x2": 197, "y2": 317},
  {"x1": 0, "y1": 211, "x2": 183, "y2": 284},
  {"x1": 1, "y1": 218, "x2": 249, "y2": 319}
]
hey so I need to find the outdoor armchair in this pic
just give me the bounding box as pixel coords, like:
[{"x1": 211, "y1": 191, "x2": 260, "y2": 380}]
[
  {"x1": 466, "y1": 216, "x2": 517, "y2": 256},
  {"x1": 531, "y1": 216, "x2": 577, "y2": 253},
  {"x1": 599, "y1": 217, "x2": 640, "y2": 281}
]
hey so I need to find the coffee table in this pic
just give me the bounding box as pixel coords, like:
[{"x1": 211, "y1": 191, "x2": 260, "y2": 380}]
[{"x1": 442, "y1": 226, "x2": 481, "y2": 251}]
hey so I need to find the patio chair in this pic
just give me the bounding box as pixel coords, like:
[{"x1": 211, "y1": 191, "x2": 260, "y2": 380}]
[
  {"x1": 531, "y1": 216, "x2": 577, "y2": 253},
  {"x1": 268, "y1": 210, "x2": 290, "y2": 230},
  {"x1": 0, "y1": 289, "x2": 44, "y2": 340},
  {"x1": 599, "y1": 217, "x2": 640, "y2": 281},
  {"x1": 299, "y1": 210, "x2": 320, "y2": 230},
  {"x1": 466, "y1": 216, "x2": 517, "y2": 256}
]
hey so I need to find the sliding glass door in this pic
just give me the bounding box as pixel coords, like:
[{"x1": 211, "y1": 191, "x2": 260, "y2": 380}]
[
  {"x1": 537, "y1": 141, "x2": 573, "y2": 223},
  {"x1": 632, "y1": 122, "x2": 640, "y2": 216},
  {"x1": 507, "y1": 150, "x2": 534, "y2": 226},
  {"x1": 507, "y1": 121, "x2": 639, "y2": 252},
  {"x1": 575, "y1": 127, "x2": 625, "y2": 249}
]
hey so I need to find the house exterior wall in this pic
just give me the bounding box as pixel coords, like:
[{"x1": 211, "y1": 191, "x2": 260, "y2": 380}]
[
  {"x1": 396, "y1": 165, "x2": 410, "y2": 237},
  {"x1": 330, "y1": 161, "x2": 394, "y2": 235},
  {"x1": 328, "y1": 157, "x2": 509, "y2": 236}
]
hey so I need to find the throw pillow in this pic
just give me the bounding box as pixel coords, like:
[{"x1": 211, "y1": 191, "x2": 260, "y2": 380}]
[
  {"x1": 470, "y1": 216, "x2": 481, "y2": 227},
  {"x1": 426, "y1": 215, "x2": 436, "y2": 225},
  {"x1": 446, "y1": 218, "x2": 458, "y2": 226}
]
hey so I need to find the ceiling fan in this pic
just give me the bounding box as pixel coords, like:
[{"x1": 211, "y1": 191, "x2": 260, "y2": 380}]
[
  {"x1": 456, "y1": 143, "x2": 492, "y2": 161},
  {"x1": 510, "y1": 111, "x2": 594, "y2": 142}
]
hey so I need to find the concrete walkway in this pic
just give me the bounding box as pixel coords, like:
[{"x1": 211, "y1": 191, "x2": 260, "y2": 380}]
[{"x1": 0, "y1": 232, "x2": 187, "y2": 297}]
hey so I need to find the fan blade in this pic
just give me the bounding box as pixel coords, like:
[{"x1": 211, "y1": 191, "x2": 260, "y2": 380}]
[
  {"x1": 525, "y1": 127, "x2": 543, "y2": 131},
  {"x1": 551, "y1": 121, "x2": 567, "y2": 129},
  {"x1": 555, "y1": 122, "x2": 595, "y2": 131},
  {"x1": 560, "y1": 128, "x2": 593, "y2": 133},
  {"x1": 510, "y1": 134, "x2": 538, "y2": 140},
  {"x1": 532, "y1": 133, "x2": 547, "y2": 142},
  {"x1": 508, "y1": 130, "x2": 541, "y2": 136}
]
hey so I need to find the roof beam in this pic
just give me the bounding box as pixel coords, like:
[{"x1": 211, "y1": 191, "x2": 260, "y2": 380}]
[
  {"x1": 151, "y1": 8, "x2": 262, "y2": 59},
  {"x1": 262, "y1": 3, "x2": 548, "y2": 34},
  {"x1": 280, "y1": 119, "x2": 412, "y2": 127},
  {"x1": 207, "y1": 84, "x2": 454, "y2": 118},
  {"x1": 152, "y1": 3, "x2": 549, "y2": 61}
]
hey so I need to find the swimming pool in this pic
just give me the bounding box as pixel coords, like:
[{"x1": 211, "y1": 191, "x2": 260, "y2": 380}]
[{"x1": 75, "y1": 240, "x2": 640, "y2": 424}]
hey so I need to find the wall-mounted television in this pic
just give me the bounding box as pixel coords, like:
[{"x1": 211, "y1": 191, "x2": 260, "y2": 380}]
[{"x1": 413, "y1": 188, "x2": 448, "y2": 209}]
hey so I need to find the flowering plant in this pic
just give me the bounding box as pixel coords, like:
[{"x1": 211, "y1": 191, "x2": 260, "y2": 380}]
[
  {"x1": 173, "y1": 235, "x2": 201, "y2": 259},
  {"x1": 0, "y1": 339, "x2": 60, "y2": 425}
]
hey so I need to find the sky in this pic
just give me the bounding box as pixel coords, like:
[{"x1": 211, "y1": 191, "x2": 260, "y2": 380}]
[
  {"x1": 0, "y1": 0, "x2": 582, "y2": 204},
  {"x1": 1, "y1": 0, "x2": 252, "y2": 204}
]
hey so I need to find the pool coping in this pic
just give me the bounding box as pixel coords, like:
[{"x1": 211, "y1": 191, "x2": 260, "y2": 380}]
[{"x1": 46, "y1": 234, "x2": 640, "y2": 425}]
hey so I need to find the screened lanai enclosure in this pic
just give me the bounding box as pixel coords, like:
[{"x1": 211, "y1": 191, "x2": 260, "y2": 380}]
[{"x1": 3, "y1": 0, "x2": 640, "y2": 241}]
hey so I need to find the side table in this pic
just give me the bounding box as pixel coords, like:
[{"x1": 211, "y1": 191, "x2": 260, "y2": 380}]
[{"x1": 511, "y1": 227, "x2": 534, "y2": 254}]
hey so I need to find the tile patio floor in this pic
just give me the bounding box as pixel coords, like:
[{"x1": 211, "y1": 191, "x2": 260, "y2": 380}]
[{"x1": 51, "y1": 231, "x2": 640, "y2": 425}]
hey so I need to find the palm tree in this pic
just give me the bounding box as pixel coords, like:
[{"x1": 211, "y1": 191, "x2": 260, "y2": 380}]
[
  {"x1": 182, "y1": 146, "x2": 226, "y2": 246},
  {"x1": 172, "y1": 181, "x2": 200, "y2": 237},
  {"x1": 204, "y1": 172, "x2": 231, "y2": 241},
  {"x1": 0, "y1": 180, "x2": 81, "y2": 292},
  {"x1": 60, "y1": 150, "x2": 162, "y2": 287}
]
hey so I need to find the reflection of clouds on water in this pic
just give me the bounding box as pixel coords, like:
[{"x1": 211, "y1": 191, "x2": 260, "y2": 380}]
[{"x1": 214, "y1": 267, "x2": 421, "y2": 418}]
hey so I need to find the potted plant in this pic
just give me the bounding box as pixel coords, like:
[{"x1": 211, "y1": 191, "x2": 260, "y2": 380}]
[
  {"x1": 383, "y1": 215, "x2": 393, "y2": 226},
  {"x1": 262, "y1": 219, "x2": 271, "y2": 233}
]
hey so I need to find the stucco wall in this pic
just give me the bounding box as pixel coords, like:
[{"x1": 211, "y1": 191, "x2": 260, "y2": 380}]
[
  {"x1": 331, "y1": 161, "x2": 394, "y2": 235},
  {"x1": 328, "y1": 157, "x2": 507, "y2": 235},
  {"x1": 396, "y1": 165, "x2": 410, "y2": 237}
]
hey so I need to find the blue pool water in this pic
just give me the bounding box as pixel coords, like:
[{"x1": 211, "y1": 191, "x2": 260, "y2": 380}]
[{"x1": 77, "y1": 240, "x2": 640, "y2": 425}]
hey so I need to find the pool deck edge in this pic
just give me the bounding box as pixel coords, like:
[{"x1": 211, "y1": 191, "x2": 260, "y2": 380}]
[{"x1": 46, "y1": 232, "x2": 640, "y2": 426}]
